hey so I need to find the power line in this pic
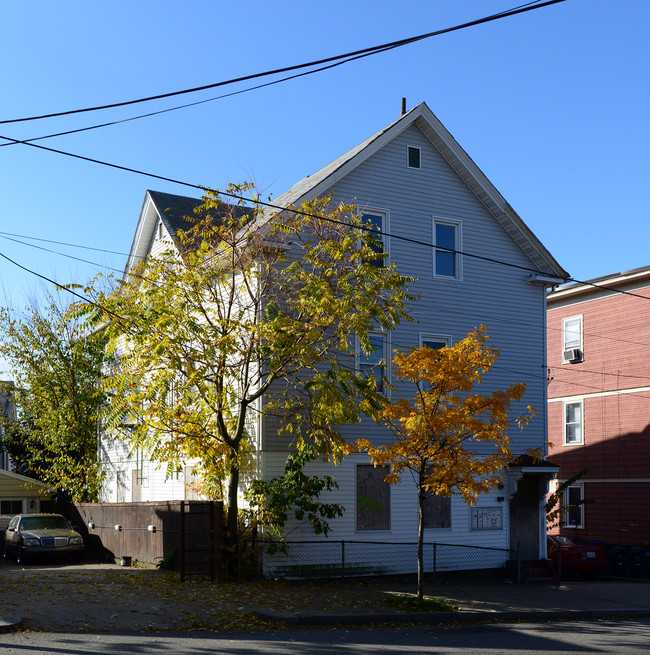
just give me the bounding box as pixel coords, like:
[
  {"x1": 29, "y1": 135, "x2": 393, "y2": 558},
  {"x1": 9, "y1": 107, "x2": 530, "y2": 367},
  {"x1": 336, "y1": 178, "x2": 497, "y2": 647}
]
[
  {"x1": 0, "y1": 234, "x2": 127, "y2": 275},
  {"x1": 0, "y1": 249, "x2": 123, "y2": 322},
  {"x1": 0, "y1": 131, "x2": 565, "y2": 279},
  {"x1": 4, "y1": 233, "x2": 648, "y2": 402},
  {"x1": 0, "y1": 51, "x2": 380, "y2": 149},
  {"x1": 0, "y1": 231, "x2": 129, "y2": 257},
  {"x1": 7, "y1": 226, "x2": 650, "y2": 353},
  {"x1": 0, "y1": 1, "x2": 565, "y2": 126}
]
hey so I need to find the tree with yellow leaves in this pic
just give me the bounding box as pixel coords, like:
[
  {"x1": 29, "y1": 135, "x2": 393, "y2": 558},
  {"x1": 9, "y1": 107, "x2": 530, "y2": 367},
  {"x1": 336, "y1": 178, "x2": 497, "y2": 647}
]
[
  {"x1": 75, "y1": 184, "x2": 413, "y2": 558},
  {"x1": 357, "y1": 326, "x2": 537, "y2": 600}
]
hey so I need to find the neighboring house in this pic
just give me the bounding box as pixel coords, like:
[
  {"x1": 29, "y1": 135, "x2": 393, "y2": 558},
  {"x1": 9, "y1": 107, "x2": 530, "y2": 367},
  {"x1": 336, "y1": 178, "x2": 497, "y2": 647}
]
[
  {"x1": 100, "y1": 102, "x2": 567, "y2": 566},
  {"x1": 547, "y1": 265, "x2": 650, "y2": 547},
  {"x1": 0, "y1": 469, "x2": 52, "y2": 532},
  {"x1": 0, "y1": 381, "x2": 17, "y2": 472}
]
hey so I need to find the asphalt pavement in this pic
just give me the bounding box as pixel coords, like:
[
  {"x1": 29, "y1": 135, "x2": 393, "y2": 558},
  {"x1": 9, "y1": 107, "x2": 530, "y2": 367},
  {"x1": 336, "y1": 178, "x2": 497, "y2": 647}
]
[{"x1": 1, "y1": 560, "x2": 650, "y2": 633}]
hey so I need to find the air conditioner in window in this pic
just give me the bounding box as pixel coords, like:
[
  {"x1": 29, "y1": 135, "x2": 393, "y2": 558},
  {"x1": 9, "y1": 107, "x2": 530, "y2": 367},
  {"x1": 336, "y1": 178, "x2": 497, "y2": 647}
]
[{"x1": 563, "y1": 348, "x2": 583, "y2": 363}]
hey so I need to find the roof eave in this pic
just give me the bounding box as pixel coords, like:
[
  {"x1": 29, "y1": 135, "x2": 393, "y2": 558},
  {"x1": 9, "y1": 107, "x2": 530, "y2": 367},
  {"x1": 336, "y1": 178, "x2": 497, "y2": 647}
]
[{"x1": 267, "y1": 102, "x2": 568, "y2": 280}]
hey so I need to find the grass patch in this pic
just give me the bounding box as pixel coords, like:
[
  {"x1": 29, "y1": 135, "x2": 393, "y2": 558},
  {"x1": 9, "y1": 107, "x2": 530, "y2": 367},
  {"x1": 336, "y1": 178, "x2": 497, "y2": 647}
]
[{"x1": 385, "y1": 594, "x2": 458, "y2": 613}]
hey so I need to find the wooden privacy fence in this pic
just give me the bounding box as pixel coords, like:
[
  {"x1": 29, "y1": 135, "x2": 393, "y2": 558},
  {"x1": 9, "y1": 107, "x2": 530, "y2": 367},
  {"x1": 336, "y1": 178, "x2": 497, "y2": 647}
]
[{"x1": 61, "y1": 501, "x2": 223, "y2": 577}]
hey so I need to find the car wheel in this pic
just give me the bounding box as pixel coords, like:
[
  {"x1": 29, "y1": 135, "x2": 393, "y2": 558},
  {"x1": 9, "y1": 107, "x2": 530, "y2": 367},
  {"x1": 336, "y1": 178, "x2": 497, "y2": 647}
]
[{"x1": 16, "y1": 547, "x2": 28, "y2": 565}]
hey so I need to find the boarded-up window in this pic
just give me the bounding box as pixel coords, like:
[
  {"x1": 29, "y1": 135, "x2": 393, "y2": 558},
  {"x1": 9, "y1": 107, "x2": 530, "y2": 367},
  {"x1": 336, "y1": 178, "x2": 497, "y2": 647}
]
[
  {"x1": 116, "y1": 471, "x2": 126, "y2": 503},
  {"x1": 357, "y1": 465, "x2": 390, "y2": 530},
  {"x1": 184, "y1": 466, "x2": 200, "y2": 500},
  {"x1": 422, "y1": 494, "x2": 451, "y2": 529},
  {"x1": 131, "y1": 469, "x2": 142, "y2": 502}
]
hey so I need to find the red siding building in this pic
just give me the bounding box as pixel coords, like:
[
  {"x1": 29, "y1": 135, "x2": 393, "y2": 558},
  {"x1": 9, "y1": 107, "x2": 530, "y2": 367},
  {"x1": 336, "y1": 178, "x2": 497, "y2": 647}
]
[{"x1": 547, "y1": 266, "x2": 650, "y2": 547}]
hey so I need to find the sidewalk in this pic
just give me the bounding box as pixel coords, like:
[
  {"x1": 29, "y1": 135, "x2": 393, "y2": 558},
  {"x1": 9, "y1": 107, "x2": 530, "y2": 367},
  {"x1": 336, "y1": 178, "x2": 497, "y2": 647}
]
[
  {"x1": 255, "y1": 579, "x2": 650, "y2": 627},
  {"x1": 1, "y1": 561, "x2": 650, "y2": 632}
]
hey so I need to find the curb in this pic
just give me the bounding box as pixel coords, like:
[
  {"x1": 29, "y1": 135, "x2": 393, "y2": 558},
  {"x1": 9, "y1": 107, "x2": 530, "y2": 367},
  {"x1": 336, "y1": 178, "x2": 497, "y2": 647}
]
[
  {"x1": 253, "y1": 608, "x2": 650, "y2": 627},
  {"x1": 0, "y1": 617, "x2": 23, "y2": 633}
]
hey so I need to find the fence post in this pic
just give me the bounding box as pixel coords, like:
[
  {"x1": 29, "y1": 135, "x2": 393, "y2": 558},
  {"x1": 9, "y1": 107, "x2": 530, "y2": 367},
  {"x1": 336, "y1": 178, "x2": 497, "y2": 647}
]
[
  {"x1": 209, "y1": 501, "x2": 215, "y2": 583},
  {"x1": 180, "y1": 501, "x2": 186, "y2": 583},
  {"x1": 341, "y1": 541, "x2": 345, "y2": 579},
  {"x1": 433, "y1": 542, "x2": 437, "y2": 575}
]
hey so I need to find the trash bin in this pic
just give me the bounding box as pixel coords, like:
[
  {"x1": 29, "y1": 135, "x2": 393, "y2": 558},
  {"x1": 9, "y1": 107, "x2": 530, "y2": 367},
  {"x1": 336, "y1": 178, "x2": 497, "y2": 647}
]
[{"x1": 610, "y1": 546, "x2": 632, "y2": 578}]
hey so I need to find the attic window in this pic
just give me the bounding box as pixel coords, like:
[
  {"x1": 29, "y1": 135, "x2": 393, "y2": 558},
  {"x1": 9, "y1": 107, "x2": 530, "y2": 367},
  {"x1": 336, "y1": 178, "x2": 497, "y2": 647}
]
[
  {"x1": 158, "y1": 221, "x2": 163, "y2": 240},
  {"x1": 407, "y1": 146, "x2": 421, "y2": 169}
]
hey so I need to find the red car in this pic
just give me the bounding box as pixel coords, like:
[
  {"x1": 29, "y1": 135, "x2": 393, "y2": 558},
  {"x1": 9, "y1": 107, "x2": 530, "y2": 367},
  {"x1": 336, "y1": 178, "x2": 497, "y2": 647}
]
[{"x1": 547, "y1": 535, "x2": 608, "y2": 575}]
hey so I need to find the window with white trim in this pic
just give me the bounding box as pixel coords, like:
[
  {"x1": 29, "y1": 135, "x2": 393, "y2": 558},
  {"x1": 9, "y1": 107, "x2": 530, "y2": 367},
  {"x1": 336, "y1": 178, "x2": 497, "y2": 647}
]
[
  {"x1": 433, "y1": 218, "x2": 461, "y2": 279},
  {"x1": 420, "y1": 333, "x2": 451, "y2": 351},
  {"x1": 564, "y1": 484, "x2": 584, "y2": 528},
  {"x1": 562, "y1": 315, "x2": 583, "y2": 363},
  {"x1": 361, "y1": 209, "x2": 388, "y2": 267},
  {"x1": 564, "y1": 400, "x2": 583, "y2": 445},
  {"x1": 356, "y1": 464, "x2": 390, "y2": 530},
  {"x1": 358, "y1": 332, "x2": 388, "y2": 393},
  {"x1": 407, "y1": 145, "x2": 421, "y2": 169}
]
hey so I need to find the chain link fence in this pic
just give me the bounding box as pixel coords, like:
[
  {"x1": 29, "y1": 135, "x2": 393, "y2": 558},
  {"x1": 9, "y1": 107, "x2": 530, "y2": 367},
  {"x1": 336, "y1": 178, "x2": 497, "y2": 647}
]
[{"x1": 259, "y1": 540, "x2": 518, "y2": 580}]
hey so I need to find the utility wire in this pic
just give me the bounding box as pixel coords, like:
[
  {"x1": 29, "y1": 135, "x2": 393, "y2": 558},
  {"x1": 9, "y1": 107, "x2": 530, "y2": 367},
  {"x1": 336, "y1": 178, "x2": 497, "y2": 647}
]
[
  {"x1": 0, "y1": 249, "x2": 123, "y2": 322},
  {"x1": 4, "y1": 235, "x2": 649, "y2": 400},
  {"x1": 0, "y1": 131, "x2": 564, "y2": 279},
  {"x1": 5, "y1": 125, "x2": 650, "y2": 307},
  {"x1": 0, "y1": 0, "x2": 565, "y2": 126},
  {"x1": 9, "y1": 229, "x2": 650, "y2": 359},
  {"x1": 0, "y1": 230, "x2": 129, "y2": 257},
  {"x1": 8, "y1": 227, "x2": 650, "y2": 352},
  {"x1": 6, "y1": 125, "x2": 650, "y2": 307},
  {"x1": 0, "y1": 51, "x2": 377, "y2": 149}
]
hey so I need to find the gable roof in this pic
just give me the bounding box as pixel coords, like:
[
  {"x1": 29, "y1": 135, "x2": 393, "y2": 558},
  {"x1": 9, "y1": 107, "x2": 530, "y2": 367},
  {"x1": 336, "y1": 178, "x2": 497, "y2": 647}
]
[
  {"x1": 0, "y1": 468, "x2": 53, "y2": 494},
  {"x1": 271, "y1": 102, "x2": 568, "y2": 280},
  {"x1": 124, "y1": 190, "x2": 250, "y2": 275},
  {"x1": 548, "y1": 263, "x2": 650, "y2": 306}
]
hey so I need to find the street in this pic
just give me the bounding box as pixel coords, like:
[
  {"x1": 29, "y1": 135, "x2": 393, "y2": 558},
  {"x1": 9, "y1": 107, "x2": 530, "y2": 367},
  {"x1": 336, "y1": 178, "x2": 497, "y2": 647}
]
[{"x1": 3, "y1": 620, "x2": 650, "y2": 654}]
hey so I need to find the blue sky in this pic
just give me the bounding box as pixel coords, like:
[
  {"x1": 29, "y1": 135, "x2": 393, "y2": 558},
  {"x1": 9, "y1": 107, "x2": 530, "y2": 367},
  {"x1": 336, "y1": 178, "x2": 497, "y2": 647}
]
[{"x1": 0, "y1": 0, "x2": 648, "y2": 372}]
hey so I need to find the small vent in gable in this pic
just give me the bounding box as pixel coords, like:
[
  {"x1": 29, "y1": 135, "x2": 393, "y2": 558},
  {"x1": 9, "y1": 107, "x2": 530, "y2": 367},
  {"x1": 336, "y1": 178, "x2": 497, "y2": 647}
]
[{"x1": 407, "y1": 146, "x2": 421, "y2": 169}]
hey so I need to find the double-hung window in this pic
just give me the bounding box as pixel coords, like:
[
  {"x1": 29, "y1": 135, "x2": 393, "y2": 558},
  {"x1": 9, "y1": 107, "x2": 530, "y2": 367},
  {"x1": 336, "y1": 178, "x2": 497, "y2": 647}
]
[
  {"x1": 361, "y1": 209, "x2": 388, "y2": 267},
  {"x1": 358, "y1": 333, "x2": 387, "y2": 393},
  {"x1": 564, "y1": 400, "x2": 583, "y2": 445},
  {"x1": 564, "y1": 484, "x2": 584, "y2": 528},
  {"x1": 420, "y1": 334, "x2": 451, "y2": 351},
  {"x1": 562, "y1": 315, "x2": 583, "y2": 363},
  {"x1": 433, "y1": 218, "x2": 461, "y2": 279}
]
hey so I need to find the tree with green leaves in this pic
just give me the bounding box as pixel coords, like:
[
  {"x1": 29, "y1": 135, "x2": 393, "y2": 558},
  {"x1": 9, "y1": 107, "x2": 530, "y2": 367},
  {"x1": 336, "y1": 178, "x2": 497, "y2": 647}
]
[
  {"x1": 245, "y1": 445, "x2": 345, "y2": 547},
  {"x1": 546, "y1": 469, "x2": 591, "y2": 528},
  {"x1": 357, "y1": 327, "x2": 537, "y2": 600},
  {"x1": 0, "y1": 298, "x2": 107, "y2": 502},
  {"x1": 75, "y1": 184, "x2": 413, "y2": 552}
]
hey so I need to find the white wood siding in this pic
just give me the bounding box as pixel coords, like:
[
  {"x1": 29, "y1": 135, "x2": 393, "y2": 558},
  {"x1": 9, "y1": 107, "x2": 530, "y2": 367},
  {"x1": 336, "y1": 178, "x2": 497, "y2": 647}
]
[{"x1": 258, "y1": 123, "x2": 547, "y2": 545}]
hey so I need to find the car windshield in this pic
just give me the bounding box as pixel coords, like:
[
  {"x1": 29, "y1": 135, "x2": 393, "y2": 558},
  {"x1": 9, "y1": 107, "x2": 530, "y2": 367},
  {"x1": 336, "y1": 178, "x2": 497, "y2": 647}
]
[{"x1": 20, "y1": 516, "x2": 70, "y2": 531}]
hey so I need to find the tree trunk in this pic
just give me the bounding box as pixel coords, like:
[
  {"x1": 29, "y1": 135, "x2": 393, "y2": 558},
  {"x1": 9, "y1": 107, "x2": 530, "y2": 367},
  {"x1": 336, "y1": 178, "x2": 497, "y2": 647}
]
[
  {"x1": 417, "y1": 486, "x2": 425, "y2": 601},
  {"x1": 225, "y1": 462, "x2": 240, "y2": 575}
]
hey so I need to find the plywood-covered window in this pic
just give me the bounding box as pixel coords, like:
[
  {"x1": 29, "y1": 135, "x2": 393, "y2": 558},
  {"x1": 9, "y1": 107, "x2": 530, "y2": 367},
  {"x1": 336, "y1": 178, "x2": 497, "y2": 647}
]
[
  {"x1": 422, "y1": 494, "x2": 451, "y2": 529},
  {"x1": 356, "y1": 464, "x2": 390, "y2": 531}
]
